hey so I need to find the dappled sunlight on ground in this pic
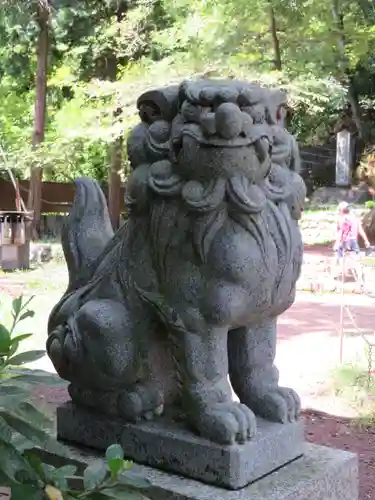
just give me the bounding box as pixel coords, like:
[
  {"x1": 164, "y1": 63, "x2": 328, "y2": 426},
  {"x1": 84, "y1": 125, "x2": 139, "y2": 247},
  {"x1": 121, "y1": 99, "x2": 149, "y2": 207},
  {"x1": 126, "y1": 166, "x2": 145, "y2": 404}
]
[{"x1": 1, "y1": 252, "x2": 375, "y2": 415}]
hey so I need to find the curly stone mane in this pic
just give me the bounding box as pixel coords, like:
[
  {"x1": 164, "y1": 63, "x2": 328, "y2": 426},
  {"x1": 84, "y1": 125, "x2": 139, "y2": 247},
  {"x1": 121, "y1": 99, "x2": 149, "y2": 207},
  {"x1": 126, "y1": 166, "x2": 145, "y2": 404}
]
[{"x1": 124, "y1": 79, "x2": 305, "y2": 268}]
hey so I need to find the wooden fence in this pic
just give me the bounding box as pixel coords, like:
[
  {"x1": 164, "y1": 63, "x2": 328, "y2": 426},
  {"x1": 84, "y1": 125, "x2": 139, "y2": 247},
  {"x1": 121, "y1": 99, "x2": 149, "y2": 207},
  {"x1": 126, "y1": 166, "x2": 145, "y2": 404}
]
[
  {"x1": 0, "y1": 180, "x2": 128, "y2": 240},
  {"x1": 0, "y1": 144, "x2": 338, "y2": 212},
  {"x1": 0, "y1": 180, "x2": 127, "y2": 214},
  {"x1": 0, "y1": 144, "x2": 341, "y2": 239}
]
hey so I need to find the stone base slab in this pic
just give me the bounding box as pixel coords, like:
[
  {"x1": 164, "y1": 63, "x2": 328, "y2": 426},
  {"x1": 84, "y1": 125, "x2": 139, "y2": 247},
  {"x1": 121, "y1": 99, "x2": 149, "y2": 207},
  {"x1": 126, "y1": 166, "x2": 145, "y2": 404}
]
[
  {"x1": 40, "y1": 440, "x2": 358, "y2": 500},
  {"x1": 57, "y1": 402, "x2": 304, "y2": 490},
  {"x1": 143, "y1": 443, "x2": 358, "y2": 500}
]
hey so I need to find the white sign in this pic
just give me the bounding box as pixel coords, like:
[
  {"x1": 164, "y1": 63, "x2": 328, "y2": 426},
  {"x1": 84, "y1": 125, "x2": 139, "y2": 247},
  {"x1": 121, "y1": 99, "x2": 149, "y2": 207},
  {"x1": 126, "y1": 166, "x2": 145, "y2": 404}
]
[{"x1": 335, "y1": 129, "x2": 352, "y2": 187}]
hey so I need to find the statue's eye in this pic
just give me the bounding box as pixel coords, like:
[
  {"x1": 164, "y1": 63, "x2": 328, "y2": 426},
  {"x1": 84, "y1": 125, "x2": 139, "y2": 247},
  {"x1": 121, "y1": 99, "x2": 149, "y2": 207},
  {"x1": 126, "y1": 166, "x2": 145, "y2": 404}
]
[
  {"x1": 181, "y1": 101, "x2": 202, "y2": 123},
  {"x1": 139, "y1": 102, "x2": 162, "y2": 124}
]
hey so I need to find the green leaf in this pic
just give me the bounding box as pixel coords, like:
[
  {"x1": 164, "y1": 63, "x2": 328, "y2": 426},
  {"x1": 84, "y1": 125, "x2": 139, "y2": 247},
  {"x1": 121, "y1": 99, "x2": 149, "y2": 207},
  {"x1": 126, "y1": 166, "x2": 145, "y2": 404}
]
[
  {"x1": 54, "y1": 465, "x2": 77, "y2": 476},
  {"x1": 99, "y1": 486, "x2": 148, "y2": 499},
  {"x1": 41, "y1": 463, "x2": 56, "y2": 483},
  {"x1": 12, "y1": 402, "x2": 51, "y2": 429},
  {"x1": 0, "y1": 394, "x2": 30, "y2": 412},
  {"x1": 118, "y1": 472, "x2": 151, "y2": 490},
  {"x1": 7, "y1": 369, "x2": 66, "y2": 386},
  {"x1": 84, "y1": 494, "x2": 120, "y2": 500},
  {"x1": 51, "y1": 466, "x2": 74, "y2": 492},
  {"x1": 0, "y1": 325, "x2": 11, "y2": 355},
  {"x1": 107, "y1": 458, "x2": 124, "y2": 477},
  {"x1": 0, "y1": 415, "x2": 13, "y2": 443},
  {"x1": 50, "y1": 465, "x2": 78, "y2": 492},
  {"x1": 23, "y1": 450, "x2": 45, "y2": 479},
  {"x1": 11, "y1": 435, "x2": 35, "y2": 453},
  {"x1": 15, "y1": 296, "x2": 34, "y2": 316},
  {"x1": 10, "y1": 484, "x2": 42, "y2": 500},
  {"x1": 0, "y1": 437, "x2": 38, "y2": 483},
  {"x1": 12, "y1": 296, "x2": 23, "y2": 319},
  {"x1": 0, "y1": 411, "x2": 65, "y2": 455},
  {"x1": 83, "y1": 460, "x2": 108, "y2": 490},
  {"x1": 10, "y1": 334, "x2": 33, "y2": 345},
  {"x1": 19, "y1": 310, "x2": 35, "y2": 322},
  {"x1": 14, "y1": 468, "x2": 40, "y2": 485},
  {"x1": 0, "y1": 386, "x2": 29, "y2": 396},
  {"x1": 8, "y1": 335, "x2": 33, "y2": 358},
  {"x1": 0, "y1": 385, "x2": 30, "y2": 408},
  {"x1": 105, "y1": 444, "x2": 124, "y2": 462},
  {"x1": 8, "y1": 343, "x2": 20, "y2": 359},
  {"x1": 6, "y1": 350, "x2": 46, "y2": 366}
]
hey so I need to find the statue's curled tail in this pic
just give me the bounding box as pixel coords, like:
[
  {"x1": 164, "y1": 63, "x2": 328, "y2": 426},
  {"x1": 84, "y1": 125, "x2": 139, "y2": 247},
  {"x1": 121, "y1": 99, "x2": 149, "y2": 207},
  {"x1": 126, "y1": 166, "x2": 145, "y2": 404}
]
[{"x1": 62, "y1": 177, "x2": 114, "y2": 294}]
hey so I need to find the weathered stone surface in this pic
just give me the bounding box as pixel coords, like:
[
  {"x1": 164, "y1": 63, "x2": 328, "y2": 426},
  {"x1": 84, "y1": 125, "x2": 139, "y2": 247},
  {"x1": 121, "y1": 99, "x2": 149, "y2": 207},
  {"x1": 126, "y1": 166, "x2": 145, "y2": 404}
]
[
  {"x1": 57, "y1": 402, "x2": 304, "y2": 490},
  {"x1": 47, "y1": 78, "x2": 306, "y2": 485},
  {"x1": 40, "y1": 441, "x2": 358, "y2": 500},
  {"x1": 145, "y1": 444, "x2": 358, "y2": 500}
]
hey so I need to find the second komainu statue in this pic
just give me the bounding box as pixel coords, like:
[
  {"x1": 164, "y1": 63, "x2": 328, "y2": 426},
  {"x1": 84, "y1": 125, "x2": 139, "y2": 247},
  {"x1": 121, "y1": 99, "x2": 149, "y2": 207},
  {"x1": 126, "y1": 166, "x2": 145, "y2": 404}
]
[{"x1": 47, "y1": 79, "x2": 306, "y2": 446}]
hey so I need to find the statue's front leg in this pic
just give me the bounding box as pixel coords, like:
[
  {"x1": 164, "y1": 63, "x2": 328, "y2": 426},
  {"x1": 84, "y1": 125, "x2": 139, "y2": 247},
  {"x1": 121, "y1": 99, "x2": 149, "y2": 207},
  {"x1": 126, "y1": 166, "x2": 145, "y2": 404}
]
[
  {"x1": 228, "y1": 318, "x2": 300, "y2": 423},
  {"x1": 177, "y1": 325, "x2": 256, "y2": 445}
]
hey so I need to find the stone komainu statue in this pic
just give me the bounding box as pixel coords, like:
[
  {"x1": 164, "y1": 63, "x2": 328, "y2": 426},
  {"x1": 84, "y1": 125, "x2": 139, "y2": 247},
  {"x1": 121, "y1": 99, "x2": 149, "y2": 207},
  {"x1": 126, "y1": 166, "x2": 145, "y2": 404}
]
[{"x1": 47, "y1": 79, "x2": 306, "y2": 445}]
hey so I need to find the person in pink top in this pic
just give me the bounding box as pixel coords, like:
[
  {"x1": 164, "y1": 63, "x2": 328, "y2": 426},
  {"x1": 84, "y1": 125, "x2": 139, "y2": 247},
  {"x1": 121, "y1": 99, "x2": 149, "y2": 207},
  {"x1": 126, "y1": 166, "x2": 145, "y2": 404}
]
[{"x1": 334, "y1": 201, "x2": 370, "y2": 258}]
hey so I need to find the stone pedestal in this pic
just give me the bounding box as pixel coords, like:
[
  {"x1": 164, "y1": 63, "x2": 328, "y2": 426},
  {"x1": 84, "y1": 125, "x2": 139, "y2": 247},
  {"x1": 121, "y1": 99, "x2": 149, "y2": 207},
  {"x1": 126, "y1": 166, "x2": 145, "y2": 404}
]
[
  {"x1": 57, "y1": 402, "x2": 304, "y2": 490},
  {"x1": 41, "y1": 439, "x2": 358, "y2": 500},
  {"x1": 142, "y1": 444, "x2": 358, "y2": 500}
]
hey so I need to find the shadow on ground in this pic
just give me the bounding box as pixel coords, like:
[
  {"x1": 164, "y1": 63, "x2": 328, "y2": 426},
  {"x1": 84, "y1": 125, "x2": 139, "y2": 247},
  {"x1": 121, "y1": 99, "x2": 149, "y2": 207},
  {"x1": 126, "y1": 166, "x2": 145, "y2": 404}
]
[{"x1": 278, "y1": 297, "x2": 374, "y2": 341}]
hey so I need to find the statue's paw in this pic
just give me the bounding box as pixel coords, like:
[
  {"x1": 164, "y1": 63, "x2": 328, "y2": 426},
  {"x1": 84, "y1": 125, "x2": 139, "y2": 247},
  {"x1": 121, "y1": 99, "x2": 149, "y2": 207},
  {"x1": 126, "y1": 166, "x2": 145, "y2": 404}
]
[
  {"x1": 118, "y1": 382, "x2": 164, "y2": 422},
  {"x1": 253, "y1": 386, "x2": 300, "y2": 423},
  {"x1": 195, "y1": 402, "x2": 256, "y2": 445}
]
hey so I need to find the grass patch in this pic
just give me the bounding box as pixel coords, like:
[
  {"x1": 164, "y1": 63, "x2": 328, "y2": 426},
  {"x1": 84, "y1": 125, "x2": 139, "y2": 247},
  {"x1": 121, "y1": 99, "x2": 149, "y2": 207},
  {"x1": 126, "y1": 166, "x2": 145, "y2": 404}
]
[
  {"x1": 303, "y1": 204, "x2": 340, "y2": 214},
  {"x1": 332, "y1": 362, "x2": 375, "y2": 428}
]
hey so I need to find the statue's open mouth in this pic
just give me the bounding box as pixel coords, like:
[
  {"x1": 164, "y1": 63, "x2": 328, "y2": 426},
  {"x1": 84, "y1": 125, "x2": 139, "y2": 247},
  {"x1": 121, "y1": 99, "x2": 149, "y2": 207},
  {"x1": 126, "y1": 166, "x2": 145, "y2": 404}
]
[
  {"x1": 171, "y1": 125, "x2": 272, "y2": 164},
  {"x1": 145, "y1": 121, "x2": 272, "y2": 163},
  {"x1": 182, "y1": 129, "x2": 255, "y2": 148},
  {"x1": 172, "y1": 133, "x2": 251, "y2": 162}
]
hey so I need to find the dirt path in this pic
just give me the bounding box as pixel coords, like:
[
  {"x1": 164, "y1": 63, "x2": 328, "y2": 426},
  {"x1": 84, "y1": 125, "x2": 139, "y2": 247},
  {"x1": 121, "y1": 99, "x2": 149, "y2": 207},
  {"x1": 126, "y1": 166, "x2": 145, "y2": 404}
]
[
  {"x1": 304, "y1": 409, "x2": 375, "y2": 500},
  {"x1": 3, "y1": 250, "x2": 375, "y2": 498},
  {"x1": 276, "y1": 290, "x2": 375, "y2": 416}
]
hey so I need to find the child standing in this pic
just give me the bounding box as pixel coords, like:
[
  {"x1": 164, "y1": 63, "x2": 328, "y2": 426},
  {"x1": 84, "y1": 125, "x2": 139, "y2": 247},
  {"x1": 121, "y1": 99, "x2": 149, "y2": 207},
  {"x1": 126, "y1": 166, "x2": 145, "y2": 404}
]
[{"x1": 334, "y1": 201, "x2": 370, "y2": 257}]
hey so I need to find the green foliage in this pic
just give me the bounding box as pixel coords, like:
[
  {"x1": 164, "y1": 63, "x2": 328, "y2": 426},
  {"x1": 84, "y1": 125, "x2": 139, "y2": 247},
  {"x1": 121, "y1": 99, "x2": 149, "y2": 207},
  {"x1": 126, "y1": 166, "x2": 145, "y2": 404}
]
[
  {"x1": 2, "y1": 0, "x2": 375, "y2": 183},
  {"x1": 0, "y1": 294, "x2": 150, "y2": 498},
  {"x1": 357, "y1": 147, "x2": 375, "y2": 187},
  {"x1": 331, "y1": 361, "x2": 375, "y2": 427},
  {"x1": 0, "y1": 294, "x2": 65, "y2": 487}
]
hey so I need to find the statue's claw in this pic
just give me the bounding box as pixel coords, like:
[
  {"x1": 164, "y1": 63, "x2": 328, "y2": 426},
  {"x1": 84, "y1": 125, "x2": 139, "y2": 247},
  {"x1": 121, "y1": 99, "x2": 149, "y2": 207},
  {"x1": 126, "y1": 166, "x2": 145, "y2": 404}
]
[
  {"x1": 250, "y1": 386, "x2": 301, "y2": 423},
  {"x1": 194, "y1": 402, "x2": 256, "y2": 445},
  {"x1": 118, "y1": 382, "x2": 164, "y2": 422}
]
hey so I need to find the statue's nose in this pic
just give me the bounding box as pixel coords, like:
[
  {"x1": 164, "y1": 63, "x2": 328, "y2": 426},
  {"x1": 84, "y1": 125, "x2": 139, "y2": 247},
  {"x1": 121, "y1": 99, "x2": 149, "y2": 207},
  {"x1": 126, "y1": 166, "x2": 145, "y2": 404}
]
[{"x1": 215, "y1": 103, "x2": 243, "y2": 139}]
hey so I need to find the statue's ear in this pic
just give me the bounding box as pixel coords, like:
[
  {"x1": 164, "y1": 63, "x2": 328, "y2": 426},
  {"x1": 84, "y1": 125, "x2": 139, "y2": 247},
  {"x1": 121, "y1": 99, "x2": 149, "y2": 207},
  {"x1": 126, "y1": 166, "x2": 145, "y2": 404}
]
[{"x1": 137, "y1": 85, "x2": 180, "y2": 124}]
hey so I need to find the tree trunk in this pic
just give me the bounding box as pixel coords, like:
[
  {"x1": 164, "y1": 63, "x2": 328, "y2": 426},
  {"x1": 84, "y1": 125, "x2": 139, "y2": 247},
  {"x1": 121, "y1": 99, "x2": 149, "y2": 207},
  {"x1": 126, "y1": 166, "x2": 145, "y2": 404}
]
[
  {"x1": 331, "y1": 0, "x2": 364, "y2": 138},
  {"x1": 27, "y1": 1, "x2": 49, "y2": 239},
  {"x1": 107, "y1": 4, "x2": 127, "y2": 230},
  {"x1": 108, "y1": 108, "x2": 123, "y2": 231},
  {"x1": 269, "y1": 2, "x2": 282, "y2": 71},
  {"x1": 347, "y1": 85, "x2": 364, "y2": 139}
]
